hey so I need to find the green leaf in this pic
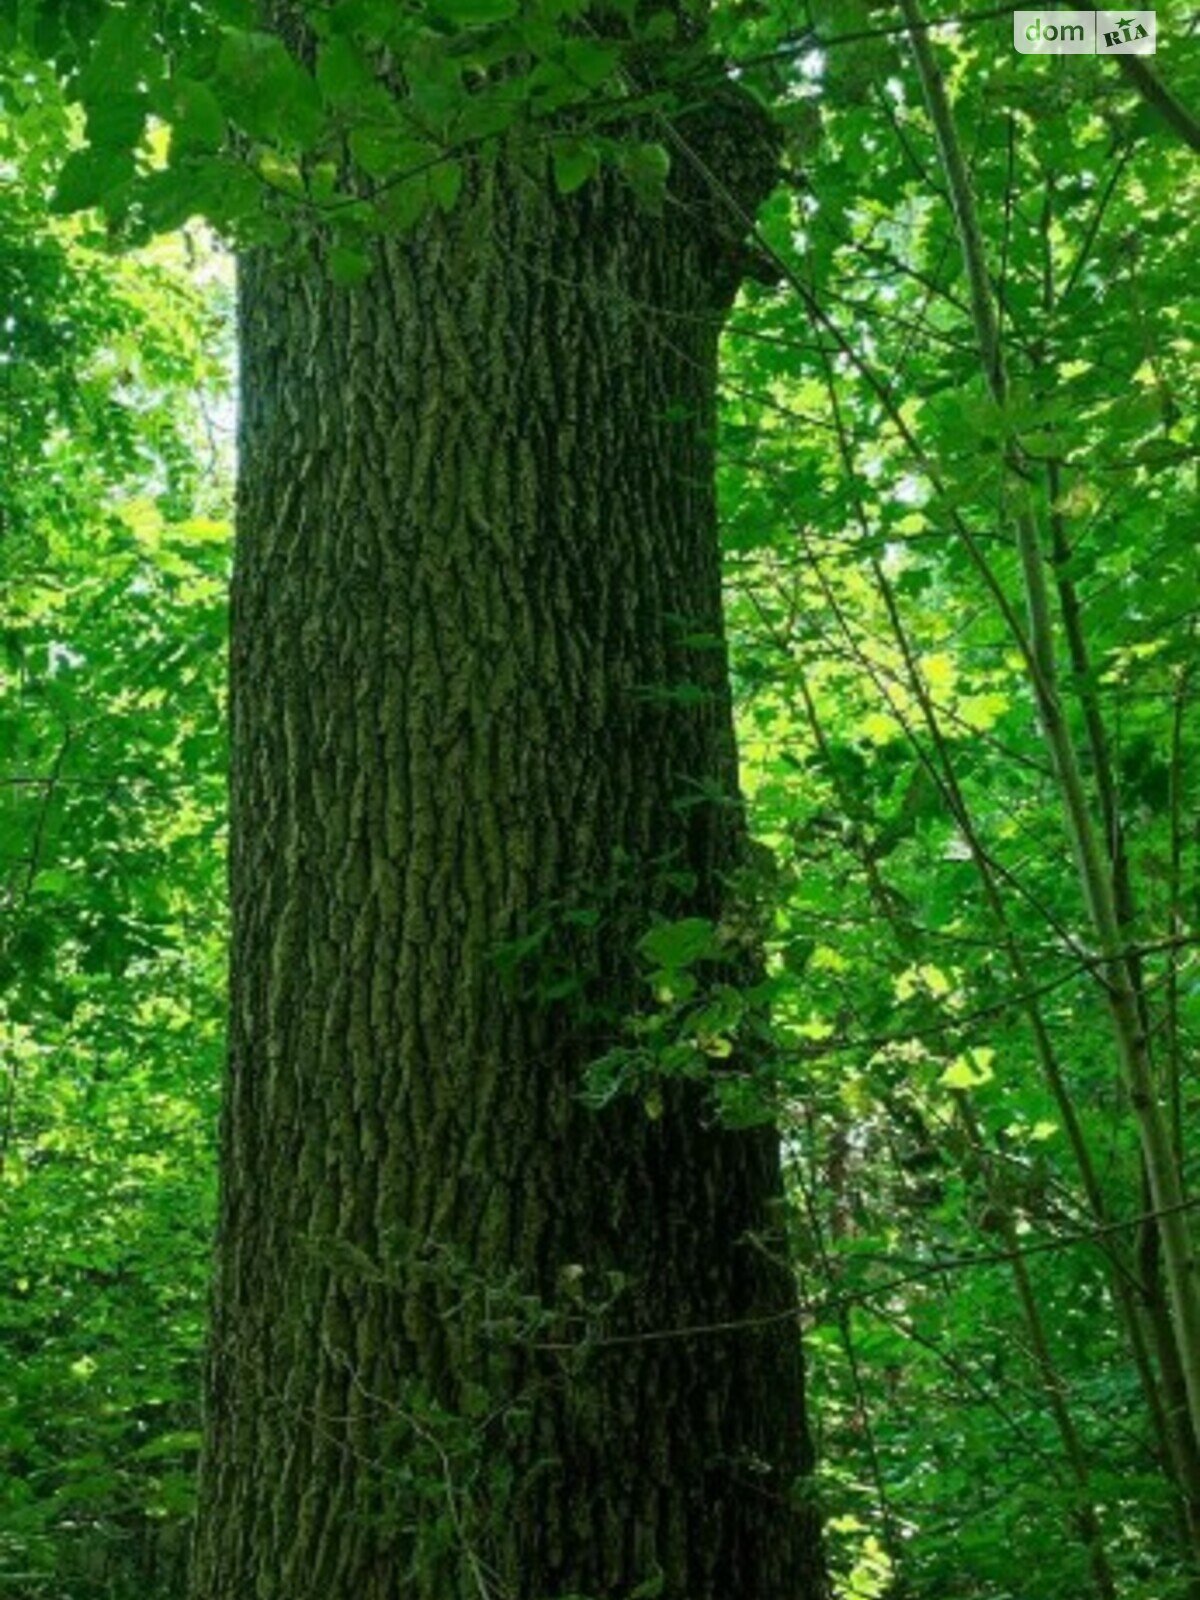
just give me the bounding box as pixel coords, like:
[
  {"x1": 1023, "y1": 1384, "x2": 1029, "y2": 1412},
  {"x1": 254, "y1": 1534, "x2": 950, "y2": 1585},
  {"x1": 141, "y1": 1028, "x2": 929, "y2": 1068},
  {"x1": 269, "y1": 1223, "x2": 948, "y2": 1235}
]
[
  {"x1": 348, "y1": 126, "x2": 435, "y2": 178},
  {"x1": 77, "y1": 5, "x2": 158, "y2": 103},
  {"x1": 137, "y1": 166, "x2": 208, "y2": 232},
  {"x1": 215, "y1": 30, "x2": 323, "y2": 149},
  {"x1": 429, "y1": 158, "x2": 463, "y2": 211},
  {"x1": 433, "y1": 0, "x2": 519, "y2": 21},
  {"x1": 376, "y1": 174, "x2": 433, "y2": 231},
  {"x1": 84, "y1": 92, "x2": 147, "y2": 152},
  {"x1": 561, "y1": 37, "x2": 621, "y2": 90},
  {"x1": 939, "y1": 1050, "x2": 995, "y2": 1091},
  {"x1": 130, "y1": 1430, "x2": 203, "y2": 1462},
  {"x1": 638, "y1": 917, "x2": 718, "y2": 972},
  {"x1": 328, "y1": 245, "x2": 373, "y2": 285},
  {"x1": 326, "y1": 0, "x2": 401, "y2": 35},
  {"x1": 316, "y1": 36, "x2": 375, "y2": 105},
  {"x1": 630, "y1": 1563, "x2": 666, "y2": 1599},
  {"x1": 162, "y1": 79, "x2": 226, "y2": 155},
  {"x1": 618, "y1": 142, "x2": 669, "y2": 214},
  {"x1": 552, "y1": 139, "x2": 599, "y2": 195},
  {"x1": 637, "y1": 9, "x2": 677, "y2": 41},
  {"x1": 50, "y1": 146, "x2": 135, "y2": 215}
]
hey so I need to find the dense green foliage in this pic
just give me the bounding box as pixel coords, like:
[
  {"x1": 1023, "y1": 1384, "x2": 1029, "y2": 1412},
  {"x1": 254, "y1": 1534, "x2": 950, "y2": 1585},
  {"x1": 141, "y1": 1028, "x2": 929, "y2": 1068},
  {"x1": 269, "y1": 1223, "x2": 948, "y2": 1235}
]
[
  {"x1": 1, "y1": 68, "x2": 230, "y2": 1591},
  {"x1": 2, "y1": 2, "x2": 1198, "y2": 1597},
  {"x1": 716, "y1": 14, "x2": 1200, "y2": 1593}
]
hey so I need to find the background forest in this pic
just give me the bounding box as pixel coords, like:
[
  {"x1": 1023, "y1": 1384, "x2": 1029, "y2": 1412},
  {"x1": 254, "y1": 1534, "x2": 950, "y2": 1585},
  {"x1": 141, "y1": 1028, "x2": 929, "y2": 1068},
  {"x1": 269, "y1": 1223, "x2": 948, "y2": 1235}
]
[{"x1": 2, "y1": 2, "x2": 1199, "y2": 1597}]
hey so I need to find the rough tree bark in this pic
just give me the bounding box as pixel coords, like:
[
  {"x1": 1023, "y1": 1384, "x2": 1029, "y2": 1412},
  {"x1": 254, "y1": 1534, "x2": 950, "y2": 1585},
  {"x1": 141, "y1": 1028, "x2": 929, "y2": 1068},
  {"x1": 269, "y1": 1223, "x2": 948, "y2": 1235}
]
[{"x1": 189, "y1": 81, "x2": 824, "y2": 1600}]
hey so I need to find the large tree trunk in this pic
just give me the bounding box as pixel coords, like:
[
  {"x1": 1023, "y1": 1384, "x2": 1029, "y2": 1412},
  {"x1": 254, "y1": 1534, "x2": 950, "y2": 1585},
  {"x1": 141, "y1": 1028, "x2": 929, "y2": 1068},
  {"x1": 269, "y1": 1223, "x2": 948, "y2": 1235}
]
[{"x1": 190, "y1": 121, "x2": 824, "y2": 1600}]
